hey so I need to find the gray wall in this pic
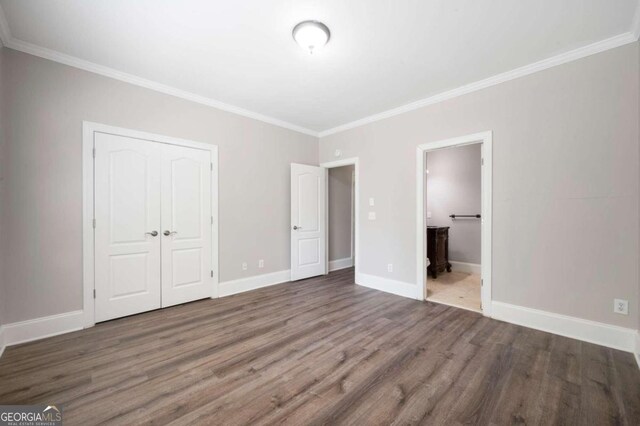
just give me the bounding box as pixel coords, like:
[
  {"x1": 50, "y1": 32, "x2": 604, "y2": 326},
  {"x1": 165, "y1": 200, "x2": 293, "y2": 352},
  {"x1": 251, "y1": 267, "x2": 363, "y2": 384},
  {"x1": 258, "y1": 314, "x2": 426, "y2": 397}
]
[
  {"x1": 320, "y1": 43, "x2": 640, "y2": 329},
  {"x1": 426, "y1": 144, "x2": 481, "y2": 264},
  {"x1": 329, "y1": 165, "x2": 354, "y2": 261},
  {"x1": 0, "y1": 48, "x2": 317, "y2": 324}
]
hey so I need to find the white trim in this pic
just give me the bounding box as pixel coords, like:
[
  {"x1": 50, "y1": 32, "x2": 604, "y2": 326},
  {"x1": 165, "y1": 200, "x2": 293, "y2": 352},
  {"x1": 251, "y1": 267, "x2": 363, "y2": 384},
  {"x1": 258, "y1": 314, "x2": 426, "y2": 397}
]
[
  {"x1": 318, "y1": 32, "x2": 639, "y2": 137},
  {"x1": 2, "y1": 311, "x2": 84, "y2": 347},
  {"x1": 417, "y1": 131, "x2": 493, "y2": 316},
  {"x1": 329, "y1": 257, "x2": 354, "y2": 272},
  {"x1": 0, "y1": 5, "x2": 316, "y2": 137},
  {"x1": 449, "y1": 261, "x2": 481, "y2": 275},
  {"x1": 2, "y1": 3, "x2": 638, "y2": 138},
  {"x1": 492, "y1": 302, "x2": 637, "y2": 353},
  {"x1": 356, "y1": 272, "x2": 419, "y2": 300},
  {"x1": 219, "y1": 270, "x2": 291, "y2": 297},
  {"x1": 321, "y1": 158, "x2": 360, "y2": 281},
  {"x1": 82, "y1": 121, "x2": 219, "y2": 328}
]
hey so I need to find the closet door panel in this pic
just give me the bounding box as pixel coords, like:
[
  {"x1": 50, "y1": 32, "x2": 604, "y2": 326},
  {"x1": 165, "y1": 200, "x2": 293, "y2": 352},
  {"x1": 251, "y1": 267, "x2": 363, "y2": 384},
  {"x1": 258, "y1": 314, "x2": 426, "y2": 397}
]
[
  {"x1": 161, "y1": 144, "x2": 212, "y2": 307},
  {"x1": 94, "y1": 133, "x2": 162, "y2": 322}
]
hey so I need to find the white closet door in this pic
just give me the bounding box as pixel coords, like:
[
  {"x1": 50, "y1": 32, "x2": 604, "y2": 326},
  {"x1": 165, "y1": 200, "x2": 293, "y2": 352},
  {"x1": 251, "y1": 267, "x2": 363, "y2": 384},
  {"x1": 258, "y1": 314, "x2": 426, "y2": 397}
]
[
  {"x1": 94, "y1": 133, "x2": 162, "y2": 322},
  {"x1": 161, "y1": 144, "x2": 212, "y2": 307},
  {"x1": 290, "y1": 163, "x2": 327, "y2": 281}
]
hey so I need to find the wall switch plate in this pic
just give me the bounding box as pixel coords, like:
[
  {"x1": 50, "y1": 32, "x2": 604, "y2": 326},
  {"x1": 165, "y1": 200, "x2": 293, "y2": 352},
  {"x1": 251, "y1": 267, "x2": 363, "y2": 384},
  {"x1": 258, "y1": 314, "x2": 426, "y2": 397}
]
[
  {"x1": 369, "y1": 197, "x2": 375, "y2": 206},
  {"x1": 368, "y1": 212, "x2": 376, "y2": 220},
  {"x1": 334, "y1": 149, "x2": 342, "y2": 157},
  {"x1": 242, "y1": 262, "x2": 248, "y2": 271},
  {"x1": 613, "y1": 299, "x2": 628, "y2": 315},
  {"x1": 387, "y1": 263, "x2": 393, "y2": 272},
  {"x1": 258, "y1": 259, "x2": 264, "y2": 268}
]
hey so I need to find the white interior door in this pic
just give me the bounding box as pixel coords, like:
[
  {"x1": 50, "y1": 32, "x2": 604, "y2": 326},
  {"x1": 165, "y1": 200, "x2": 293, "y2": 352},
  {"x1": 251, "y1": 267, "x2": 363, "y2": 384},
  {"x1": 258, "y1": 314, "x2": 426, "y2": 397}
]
[
  {"x1": 291, "y1": 163, "x2": 327, "y2": 281},
  {"x1": 161, "y1": 144, "x2": 213, "y2": 307},
  {"x1": 94, "y1": 133, "x2": 162, "y2": 322}
]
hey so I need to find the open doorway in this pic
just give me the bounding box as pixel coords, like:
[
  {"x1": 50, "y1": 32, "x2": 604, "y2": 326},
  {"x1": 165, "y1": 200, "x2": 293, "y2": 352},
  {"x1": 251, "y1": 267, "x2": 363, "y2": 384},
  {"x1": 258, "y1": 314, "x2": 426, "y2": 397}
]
[
  {"x1": 424, "y1": 144, "x2": 482, "y2": 311},
  {"x1": 416, "y1": 132, "x2": 492, "y2": 316},
  {"x1": 322, "y1": 158, "x2": 359, "y2": 279},
  {"x1": 327, "y1": 165, "x2": 355, "y2": 271}
]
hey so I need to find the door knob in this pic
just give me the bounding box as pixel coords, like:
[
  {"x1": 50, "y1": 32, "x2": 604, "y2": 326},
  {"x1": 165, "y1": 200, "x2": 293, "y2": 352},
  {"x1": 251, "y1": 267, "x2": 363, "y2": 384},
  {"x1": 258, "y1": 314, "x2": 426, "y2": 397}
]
[
  {"x1": 293, "y1": 226, "x2": 302, "y2": 230},
  {"x1": 145, "y1": 231, "x2": 158, "y2": 237},
  {"x1": 163, "y1": 230, "x2": 177, "y2": 236}
]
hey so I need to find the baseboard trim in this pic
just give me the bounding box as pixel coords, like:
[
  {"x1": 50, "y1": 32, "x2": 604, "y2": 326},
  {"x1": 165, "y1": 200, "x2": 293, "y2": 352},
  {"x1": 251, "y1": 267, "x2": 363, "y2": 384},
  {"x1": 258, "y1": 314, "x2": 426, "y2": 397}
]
[
  {"x1": 329, "y1": 257, "x2": 354, "y2": 272},
  {"x1": 449, "y1": 261, "x2": 481, "y2": 275},
  {"x1": 492, "y1": 301, "x2": 636, "y2": 353},
  {"x1": 219, "y1": 270, "x2": 291, "y2": 297},
  {"x1": 356, "y1": 272, "x2": 420, "y2": 300},
  {"x1": 2, "y1": 310, "x2": 85, "y2": 348}
]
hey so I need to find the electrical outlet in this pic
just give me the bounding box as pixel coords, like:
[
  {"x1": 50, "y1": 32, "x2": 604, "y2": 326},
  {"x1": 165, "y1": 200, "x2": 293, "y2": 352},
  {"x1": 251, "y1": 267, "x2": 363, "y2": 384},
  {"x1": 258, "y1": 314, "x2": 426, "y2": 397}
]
[
  {"x1": 258, "y1": 259, "x2": 264, "y2": 268},
  {"x1": 368, "y1": 212, "x2": 376, "y2": 220},
  {"x1": 369, "y1": 197, "x2": 375, "y2": 206},
  {"x1": 613, "y1": 299, "x2": 628, "y2": 315},
  {"x1": 242, "y1": 262, "x2": 248, "y2": 271},
  {"x1": 387, "y1": 263, "x2": 393, "y2": 273}
]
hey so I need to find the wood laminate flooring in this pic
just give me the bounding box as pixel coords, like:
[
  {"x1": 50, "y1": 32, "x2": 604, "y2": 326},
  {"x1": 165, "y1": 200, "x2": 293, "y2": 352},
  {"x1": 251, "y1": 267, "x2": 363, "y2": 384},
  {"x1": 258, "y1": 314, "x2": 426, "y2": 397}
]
[{"x1": 1, "y1": 268, "x2": 639, "y2": 425}]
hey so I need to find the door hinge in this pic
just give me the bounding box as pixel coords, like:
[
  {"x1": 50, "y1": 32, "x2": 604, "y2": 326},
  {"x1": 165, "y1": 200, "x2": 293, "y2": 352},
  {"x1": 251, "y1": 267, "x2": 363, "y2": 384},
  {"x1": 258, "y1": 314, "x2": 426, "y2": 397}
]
[
  {"x1": 93, "y1": 289, "x2": 96, "y2": 299},
  {"x1": 93, "y1": 219, "x2": 96, "y2": 229},
  {"x1": 93, "y1": 147, "x2": 96, "y2": 158},
  {"x1": 210, "y1": 162, "x2": 213, "y2": 171},
  {"x1": 481, "y1": 158, "x2": 484, "y2": 166},
  {"x1": 481, "y1": 279, "x2": 483, "y2": 287},
  {"x1": 211, "y1": 216, "x2": 213, "y2": 225},
  {"x1": 211, "y1": 270, "x2": 214, "y2": 278}
]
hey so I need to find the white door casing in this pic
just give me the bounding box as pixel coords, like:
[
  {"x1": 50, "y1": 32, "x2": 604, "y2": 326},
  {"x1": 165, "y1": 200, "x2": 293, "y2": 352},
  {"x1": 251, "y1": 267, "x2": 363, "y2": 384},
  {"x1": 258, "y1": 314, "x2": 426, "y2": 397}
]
[
  {"x1": 94, "y1": 133, "x2": 162, "y2": 322},
  {"x1": 84, "y1": 121, "x2": 218, "y2": 327},
  {"x1": 291, "y1": 163, "x2": 327, "y2": 281},
  {"x1": 161, "y1": 144, "x2": 213, "y2": 307},
  {"x1": 416, "y1": 131, "x2": 493, "y2": 313}
]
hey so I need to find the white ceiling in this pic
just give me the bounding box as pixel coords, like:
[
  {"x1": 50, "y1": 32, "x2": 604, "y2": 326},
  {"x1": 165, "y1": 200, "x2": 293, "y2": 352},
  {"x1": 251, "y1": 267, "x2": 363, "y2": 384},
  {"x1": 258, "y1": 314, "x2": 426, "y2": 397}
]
[{"x1": 1, "y1": 0, "x2": 639, "y2": 135}]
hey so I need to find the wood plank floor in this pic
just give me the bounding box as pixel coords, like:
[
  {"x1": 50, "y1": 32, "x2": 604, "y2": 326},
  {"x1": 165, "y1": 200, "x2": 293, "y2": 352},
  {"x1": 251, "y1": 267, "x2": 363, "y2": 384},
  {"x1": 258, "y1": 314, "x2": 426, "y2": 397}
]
[{"x1": 1, "y1": 268, "x2": 639, "y2": 425}]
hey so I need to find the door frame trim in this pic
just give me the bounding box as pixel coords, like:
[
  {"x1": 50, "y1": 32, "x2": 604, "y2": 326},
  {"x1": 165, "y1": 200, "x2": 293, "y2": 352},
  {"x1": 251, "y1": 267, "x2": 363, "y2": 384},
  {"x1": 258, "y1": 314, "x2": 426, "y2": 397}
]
[
  {"x1": 82, "y1": 121, "x2": 219, "y2": 328},
  {"x1": 416, "y1": 131, "x2": 492, "y2": 316},
  {"x1": 320, "y1": 158, "x2": 359, "y2": 279}
]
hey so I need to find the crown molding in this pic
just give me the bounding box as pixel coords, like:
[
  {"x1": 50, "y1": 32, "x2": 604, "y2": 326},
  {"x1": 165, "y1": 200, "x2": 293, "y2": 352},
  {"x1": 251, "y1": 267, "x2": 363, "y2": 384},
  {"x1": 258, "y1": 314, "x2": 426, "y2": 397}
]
[
  {"x1": 0, "y1": 5, "x2": 318, "y2": 137},
  {"x1": 1, "y1": 1, "x2": 639, "y2": 139},
  {"x1": 319, "y1": 30, "x2": 639, "y2": 138}
]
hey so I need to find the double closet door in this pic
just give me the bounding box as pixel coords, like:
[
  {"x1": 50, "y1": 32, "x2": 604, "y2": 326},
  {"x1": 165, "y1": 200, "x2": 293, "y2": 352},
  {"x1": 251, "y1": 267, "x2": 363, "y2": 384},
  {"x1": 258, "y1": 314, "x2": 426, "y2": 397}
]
[{"x1": 94, "y1": 132, "x2": 213, "y2": 322}]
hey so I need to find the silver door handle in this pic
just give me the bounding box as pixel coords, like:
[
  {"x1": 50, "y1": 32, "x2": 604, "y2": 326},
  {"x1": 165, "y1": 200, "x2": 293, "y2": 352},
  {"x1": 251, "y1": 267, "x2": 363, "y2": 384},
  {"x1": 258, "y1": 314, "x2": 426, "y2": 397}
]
[
  {"x1": 293, "y1": 226, "x2": 302, "y2": 230},
  {"x1": 145, "y1": 231, "x2": 158, "y2": 237},
  {"x1": 163, "y1": 230, "x2": 177, "y2": 236}
]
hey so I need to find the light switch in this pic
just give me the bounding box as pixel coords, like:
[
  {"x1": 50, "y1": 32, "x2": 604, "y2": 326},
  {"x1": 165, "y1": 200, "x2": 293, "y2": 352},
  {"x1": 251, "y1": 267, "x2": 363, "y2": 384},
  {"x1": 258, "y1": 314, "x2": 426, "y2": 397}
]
[
  {"x1": 369, "y1": 198, "x2": 375, "y2": 206},
  {"x1": 368, "y1": 212, "x2": 376, "y2": 220}
]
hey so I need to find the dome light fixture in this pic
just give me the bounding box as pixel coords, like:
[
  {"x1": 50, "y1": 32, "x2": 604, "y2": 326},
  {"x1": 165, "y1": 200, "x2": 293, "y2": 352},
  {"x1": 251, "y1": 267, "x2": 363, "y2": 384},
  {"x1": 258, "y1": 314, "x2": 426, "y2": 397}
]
[{"x1": 292, "y1": 20, "x2": 330, "y2": 54}]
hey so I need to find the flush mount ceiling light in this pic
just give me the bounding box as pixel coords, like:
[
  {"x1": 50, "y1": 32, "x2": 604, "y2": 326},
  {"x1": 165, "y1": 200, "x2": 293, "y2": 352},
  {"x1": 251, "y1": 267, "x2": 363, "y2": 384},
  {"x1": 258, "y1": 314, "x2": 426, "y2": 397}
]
[{"x1": 292, "y1": 20, "x2": 330, "y2": 54}]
